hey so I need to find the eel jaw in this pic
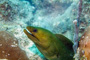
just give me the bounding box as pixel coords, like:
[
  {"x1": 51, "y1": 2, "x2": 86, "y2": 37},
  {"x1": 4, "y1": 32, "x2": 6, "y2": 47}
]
[
  {"x1": 26, "y1": 29, "x2": 35, "y2": 37},
  {"x1": 24, "y1": 29, "x2": 39, "y2": 43}
]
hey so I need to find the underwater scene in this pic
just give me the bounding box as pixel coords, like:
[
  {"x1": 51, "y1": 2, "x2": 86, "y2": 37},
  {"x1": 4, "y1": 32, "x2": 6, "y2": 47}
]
[{"x1": 0, "y1": 0, "x2": 90, "y2": 60}]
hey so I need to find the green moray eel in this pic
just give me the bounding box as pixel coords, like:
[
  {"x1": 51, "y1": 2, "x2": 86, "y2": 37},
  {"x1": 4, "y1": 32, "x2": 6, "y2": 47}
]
[{"x1": 24, "y1": 26, "x2": 74, "y2": 60}]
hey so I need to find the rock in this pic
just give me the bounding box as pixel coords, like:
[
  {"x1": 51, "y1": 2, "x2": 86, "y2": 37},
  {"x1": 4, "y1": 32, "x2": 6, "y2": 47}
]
[{"x1": 0, "y1": 31, "x2": 29, "y2": 60}]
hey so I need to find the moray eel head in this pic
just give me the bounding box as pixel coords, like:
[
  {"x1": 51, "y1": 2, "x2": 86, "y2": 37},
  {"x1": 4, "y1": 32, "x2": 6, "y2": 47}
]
[{"x1": 24, "y1": 26, "x2": 52, "y2": 48}]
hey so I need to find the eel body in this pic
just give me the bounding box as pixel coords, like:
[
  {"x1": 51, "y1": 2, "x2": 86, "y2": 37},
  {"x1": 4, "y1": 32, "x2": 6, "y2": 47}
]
[{"x1": 24, "y1": 26, "x2": 74, "y2": 60}]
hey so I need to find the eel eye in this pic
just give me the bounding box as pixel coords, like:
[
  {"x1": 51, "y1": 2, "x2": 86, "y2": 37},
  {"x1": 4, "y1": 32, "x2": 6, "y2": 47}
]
[{"x1": 33, "y1": 29, "x2": 37, "y2": 32}]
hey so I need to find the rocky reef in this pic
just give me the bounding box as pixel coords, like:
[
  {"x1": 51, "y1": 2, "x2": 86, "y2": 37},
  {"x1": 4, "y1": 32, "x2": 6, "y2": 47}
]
[
  {"x1": 74, "y1": 26, "x2": 90, "y2": 60},
  {"x1": 74, "y1": 0, "x2": 90, "y2": 60},
  {"x1": 0, "y1": 31, "x2": 29, "y2": 60},
  {"x1": 0, "y1": 0, "x2": 18, "y2": 21}
]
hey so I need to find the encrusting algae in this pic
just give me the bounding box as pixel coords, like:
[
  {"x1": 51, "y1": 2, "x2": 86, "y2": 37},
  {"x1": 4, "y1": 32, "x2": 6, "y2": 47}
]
[{"x1": 24, "y1": 26, "x2": 74, "y2": 60}]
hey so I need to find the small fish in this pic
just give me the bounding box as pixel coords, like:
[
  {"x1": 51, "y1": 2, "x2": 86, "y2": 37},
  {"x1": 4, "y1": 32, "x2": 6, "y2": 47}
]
[{"x1": 24, "y1": 26, "x2": 74, "y2": 60}]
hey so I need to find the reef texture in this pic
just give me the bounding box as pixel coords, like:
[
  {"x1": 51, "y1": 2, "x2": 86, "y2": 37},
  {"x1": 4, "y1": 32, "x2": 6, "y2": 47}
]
[
  {"x1": 74, "y1": 26, "x2": 90, "y2": 60},
  {"x1": 79, "y1": 0, "x2": 90, "y2": 33},
  {"x1": 0, "y1": 0, "x2": 17, "y2": 21},
  {"x1": 0, "y1": 31, "x2": 29, "y2": 60},
  {"x1": 71, "y1": 0, "x2": 90, "y2": 60},
  {"x1": 0, "y1": 0, "x2": 33, "y2": 22}
]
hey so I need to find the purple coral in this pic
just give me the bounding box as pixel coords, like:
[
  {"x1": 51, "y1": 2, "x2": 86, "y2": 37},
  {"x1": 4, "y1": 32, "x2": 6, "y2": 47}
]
[{"x1": 73, "y1": 0, "x2": 82, "y2": 53}]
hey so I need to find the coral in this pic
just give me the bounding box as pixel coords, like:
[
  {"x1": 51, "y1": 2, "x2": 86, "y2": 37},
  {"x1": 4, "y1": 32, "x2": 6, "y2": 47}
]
[
  {"x1": 79, "y1": 26, "x2": 90, "y2": 60},
  {"x1": 73, "y1": 0, "x2": 83, "y2": 53},
  {"x1": 74, "y1": 26, "x2": 90, "y2": 60},
  {"x1": 0, "y1": 0, "x2": 32, "y2": 21},
  {"x1": 0, "y1": 1, "x2": 15, "y2": 21},
  {"x1": 0, "y1": 31, "x2": 29, "y2": 60},
  {"x1": 79, "y1": 0, "x2": 90, "y2": 30},
  {"x1": 73, "y1": 20, "x2": 79, "y2": 53}
]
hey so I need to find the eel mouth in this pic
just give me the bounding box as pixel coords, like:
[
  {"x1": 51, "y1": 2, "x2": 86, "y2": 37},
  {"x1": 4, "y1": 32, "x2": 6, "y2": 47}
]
[
  {"x1": 24, "y1": 29, "x2": 39, "y2": 41},
  {"x1": 25, "y1": 29, "x2": 36, "y2": 37}
]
